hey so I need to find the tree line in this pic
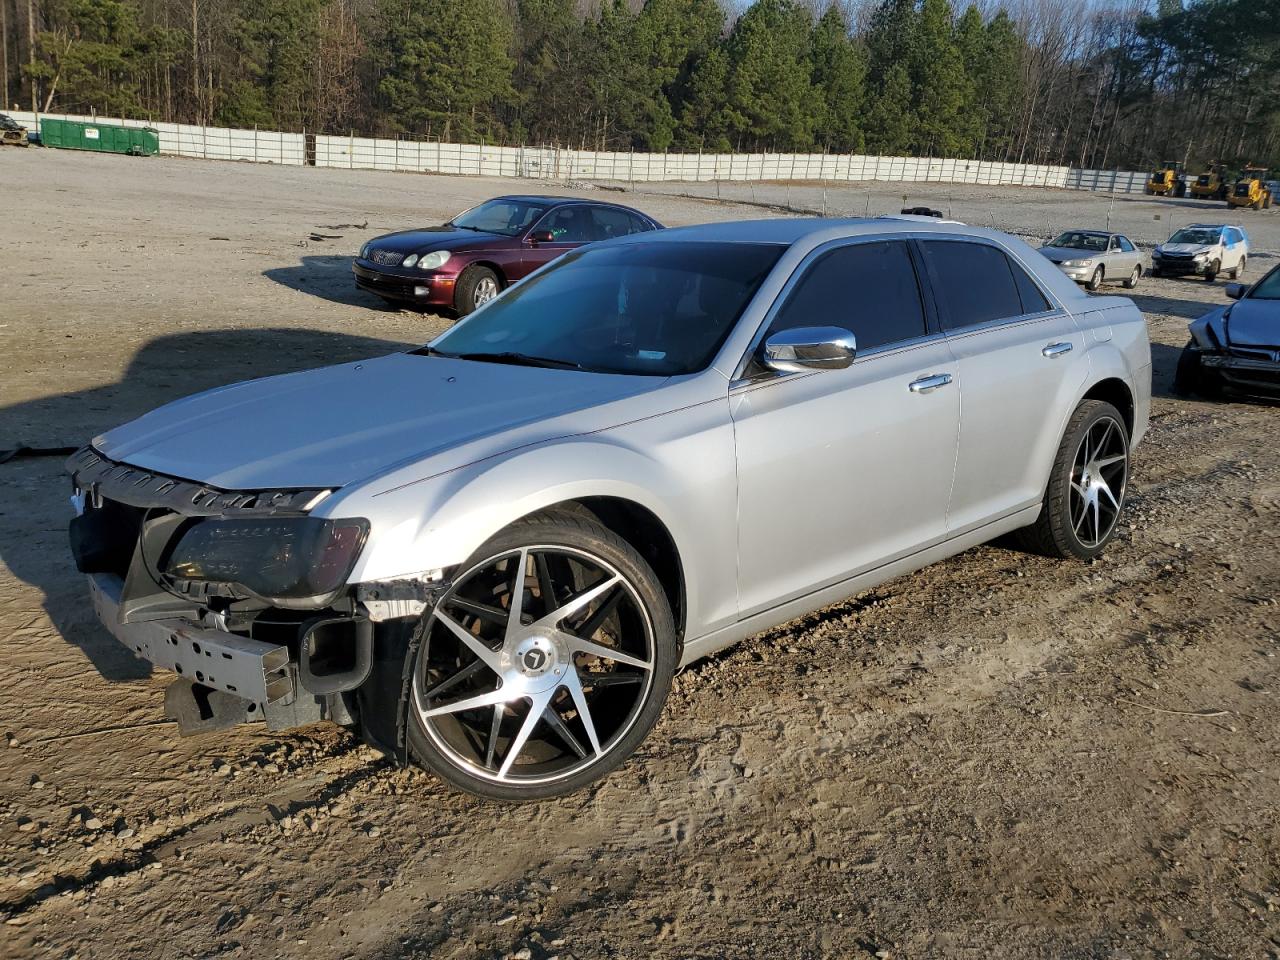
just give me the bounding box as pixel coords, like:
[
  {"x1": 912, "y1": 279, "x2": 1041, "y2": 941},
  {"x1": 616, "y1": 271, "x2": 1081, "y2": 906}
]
[{"x1": 2, "y1": 0, "x2": 1276, "y2": 170}]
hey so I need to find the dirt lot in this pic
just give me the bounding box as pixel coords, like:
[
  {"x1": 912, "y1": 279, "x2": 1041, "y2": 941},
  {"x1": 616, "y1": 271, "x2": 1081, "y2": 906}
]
[{"x1": 1, "y1": 149, "x2": 1278, "y2": 960}]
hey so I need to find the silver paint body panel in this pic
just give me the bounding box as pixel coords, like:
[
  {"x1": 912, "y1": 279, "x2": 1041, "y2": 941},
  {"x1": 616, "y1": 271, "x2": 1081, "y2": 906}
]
[{"x1": 89, "y1": 218, "x2": 1152, "y2": 667}]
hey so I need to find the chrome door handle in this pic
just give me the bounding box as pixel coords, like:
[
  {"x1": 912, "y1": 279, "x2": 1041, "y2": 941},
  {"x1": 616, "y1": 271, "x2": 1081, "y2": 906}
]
[
  {"x1": 908, "y1": 373, "x2": 953, "y2": 394},
  {"x1": 1042, "y1": 341, "x2": 1073, "y2": 359}
]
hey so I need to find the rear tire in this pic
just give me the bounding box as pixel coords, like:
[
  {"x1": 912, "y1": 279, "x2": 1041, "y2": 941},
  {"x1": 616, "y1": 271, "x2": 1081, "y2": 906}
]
[
  {"x1": 454, "y1": 265, "x2": 502, "y2": 317},
  {"x1": 1016, "y1": 400, "x2": 1129, "y2": 562},
  {"x1": 1230, "y1": 256, "x2": 1245, "y2": 280},
  {"x1": 406, "y1": 511, "x2": 677, "y2": 801}
]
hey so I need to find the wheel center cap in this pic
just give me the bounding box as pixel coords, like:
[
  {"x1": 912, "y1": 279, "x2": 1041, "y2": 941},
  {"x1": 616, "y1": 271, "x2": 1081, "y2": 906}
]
[{"x1": 514, "y1": 636, "x2": 557, "y2": 677}]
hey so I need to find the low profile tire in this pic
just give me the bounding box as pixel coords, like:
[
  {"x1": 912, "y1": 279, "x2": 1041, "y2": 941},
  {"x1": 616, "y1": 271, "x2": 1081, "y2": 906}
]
[
  {"x1": 1086, "y1": 266, "x2": 1104, "y2": 291},
  {"x1": 1017, "y1": 400, "x2": 1129, "y2": 562},
  {"x1": 406, "y1": 511, "x2": 677, "y2": 801},
  {"x1": 1123, "y1": 265, "x2": 1141, "y2": 289},
  {"x1": 1205, "y1": 259, "x2": 1220, "y2": 282},
  {"x1": 454, "y1": 265, "x2": 502, "y2": 316}
]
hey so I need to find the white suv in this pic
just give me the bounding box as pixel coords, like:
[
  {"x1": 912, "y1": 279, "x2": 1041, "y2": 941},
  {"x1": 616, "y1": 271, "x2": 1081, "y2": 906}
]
[{"x1": 1150, "y1": 223, "x2": 1249, "y2": 282}]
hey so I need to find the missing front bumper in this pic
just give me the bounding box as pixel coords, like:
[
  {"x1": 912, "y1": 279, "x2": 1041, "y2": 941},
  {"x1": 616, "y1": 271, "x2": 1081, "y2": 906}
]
[{"x1": 88, "y1": 572, "x2": 293, "y2": 704}]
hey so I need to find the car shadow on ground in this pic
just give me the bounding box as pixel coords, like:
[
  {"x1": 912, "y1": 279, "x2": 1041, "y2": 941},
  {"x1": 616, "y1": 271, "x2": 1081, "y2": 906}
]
[
  {"x1": 263, "y1": 255, "x2": 398, "y2": 310},
  {"x1": 1128, "y1": 289, "x2": 1222, "y2": 321},
  {"x1": 0, "y1": 328, "x2": 412, "y2": 684}
]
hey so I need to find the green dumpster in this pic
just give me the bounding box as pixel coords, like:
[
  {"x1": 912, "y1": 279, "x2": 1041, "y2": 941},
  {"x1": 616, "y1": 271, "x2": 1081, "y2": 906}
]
[{"x1": 40, "y1": 118, "x2": 159, "y2": 156}]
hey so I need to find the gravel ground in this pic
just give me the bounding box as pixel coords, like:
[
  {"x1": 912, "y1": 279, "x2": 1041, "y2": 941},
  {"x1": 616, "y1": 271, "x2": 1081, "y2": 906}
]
[{"x1": 1, "y1": 149, "x2": 1278, "y2": 960}]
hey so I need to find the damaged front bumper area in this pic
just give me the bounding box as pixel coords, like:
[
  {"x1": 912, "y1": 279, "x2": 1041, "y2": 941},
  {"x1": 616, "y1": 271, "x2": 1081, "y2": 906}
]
[
  {"x1": 66, "y1": 447, "x2": 447, "y2": 742},
  {"x1": 1199, "y1": 348, "x2": 1280, "y2": 395}
]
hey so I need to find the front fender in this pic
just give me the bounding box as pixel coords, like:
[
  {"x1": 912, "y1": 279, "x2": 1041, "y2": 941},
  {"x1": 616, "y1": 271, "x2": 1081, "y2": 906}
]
[{"x1": 318, "y1": 402, "x2": 741, "y2": 639}]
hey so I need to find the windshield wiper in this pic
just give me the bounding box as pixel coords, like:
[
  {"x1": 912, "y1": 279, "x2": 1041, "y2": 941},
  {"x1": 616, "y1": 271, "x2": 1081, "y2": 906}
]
[
  {"x1": 452, "y1": 351, "x2": 584, "y2": 370},
  {"x1": 447, "y1": 223, "x2": 486, "y2": 233}
]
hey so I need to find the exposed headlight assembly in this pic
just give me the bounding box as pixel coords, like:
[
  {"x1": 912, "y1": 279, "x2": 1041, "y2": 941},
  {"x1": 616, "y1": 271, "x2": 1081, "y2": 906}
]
[
  {"x1": 164, "y1": 517, "x2": 368, "y2": 603},
  {"x1": 418, "y1": 250, "x2": 451, "y2": 270},
  {"x1": 402, "y1": 253, "x2": 419, "y2": 268}
]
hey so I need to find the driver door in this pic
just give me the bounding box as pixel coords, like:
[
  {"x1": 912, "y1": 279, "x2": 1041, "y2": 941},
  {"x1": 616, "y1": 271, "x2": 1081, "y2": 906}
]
[
  {"x1": 522, "y1": 205, "x2": 597, "y2": 275},
  {"x1": 730, "y1": 239, "x2": 961, "y2": 617}
]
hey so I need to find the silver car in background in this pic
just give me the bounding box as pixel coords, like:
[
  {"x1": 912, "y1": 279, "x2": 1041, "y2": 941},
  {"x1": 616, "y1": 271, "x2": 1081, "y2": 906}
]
[
  {"x1": 1039, "y1": 230, "x2": 1145, "y2": 291},
  {"x1": 66, "y1": 218, "x2": 1152, "y2": 801}
]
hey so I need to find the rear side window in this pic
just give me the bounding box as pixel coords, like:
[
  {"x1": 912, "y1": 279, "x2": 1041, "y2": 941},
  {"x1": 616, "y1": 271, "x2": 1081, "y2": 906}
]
[
  {"x1": 1118, "y1": 237, "x2": 1135, "y2": 252},
  {"x1": 591, "y1": 206, "x2": 650, "y2": 240},
  {"x1": 1009, "y1": 258, "x2": 1051, "y2": 314},
  {"x1": 769, "y1": 241, "x2": 926, "y2": 352},
  {"x1": 921, "y1": 240, "x2": 1028, "y2": 330}
]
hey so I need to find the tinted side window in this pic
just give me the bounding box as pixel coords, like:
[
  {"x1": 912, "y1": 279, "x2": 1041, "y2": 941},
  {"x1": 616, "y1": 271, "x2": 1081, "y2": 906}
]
[
  {"x1": 1009, "y1": 258, "x2": 1051, "y2": 314},
  {"x1": 770, "y1": 241, "x2": 926, "y2": 352},
  {"x1": 921, "y1": 240, "x2": 1024, "y2": 330},
  {"x1": 591, "y1": 206, "x2": 646, "y2": 240},
  {"x1": 537, "y1": 206, "x2": 593, "y2": 242}
]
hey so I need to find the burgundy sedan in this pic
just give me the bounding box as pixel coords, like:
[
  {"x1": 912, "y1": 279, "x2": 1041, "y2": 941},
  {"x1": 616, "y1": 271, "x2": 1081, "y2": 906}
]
[{"x1": 353, "y1": 195, "x2": 663, "y2": 315}]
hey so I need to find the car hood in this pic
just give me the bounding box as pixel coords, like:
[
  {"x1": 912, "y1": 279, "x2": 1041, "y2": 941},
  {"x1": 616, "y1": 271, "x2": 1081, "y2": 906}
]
[
  {"x1": 1225, "y1": 298, "x2": 1280, "y2": 348},
  {"x1": 1040, "y1": 246, "x2": 1101, "y2": 263},
  {"x1": 366, "y1": 227, "x2": 511, "y2": 254},
  {"x1": 1157, "y1": 242, "x2": 1216, "y2": 256},
  {"x1": 93, "y1": 353, "x2": 663, "y2": 490}
]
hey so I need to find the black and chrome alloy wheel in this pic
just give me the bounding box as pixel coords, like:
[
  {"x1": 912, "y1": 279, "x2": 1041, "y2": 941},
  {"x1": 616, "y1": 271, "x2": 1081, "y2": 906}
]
[
  {"x1": 1068, "y1": 414, "x2": 1128, "y2": 549},
  {"x1": 407, "y1": 515, "x2": 675, "y2": 800}
]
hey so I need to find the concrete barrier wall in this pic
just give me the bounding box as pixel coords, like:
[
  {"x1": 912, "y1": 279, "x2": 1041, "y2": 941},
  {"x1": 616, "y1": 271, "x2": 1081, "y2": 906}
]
[{"x1": 10, "y1": 110, "x2": 1148, "y2": 191}]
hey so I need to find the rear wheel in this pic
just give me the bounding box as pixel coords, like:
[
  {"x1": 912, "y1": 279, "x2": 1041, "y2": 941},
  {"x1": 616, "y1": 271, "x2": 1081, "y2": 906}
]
[
  {"x1": 1230, "y1": 256, "x2": 1246, "y2": 280},
  {"x1": 454, "y1": 265, "x2": 502, "y2": 316},
  {"x1": 406, "y1": 512, "x2": 677, "y2": 801},
  {"x1": 1086, "y1": 266, "x2": 1104, "y2": 291},
  {"x1": 1017, "y1": 400, "x2": 1129, "y2": 561},
  {"x1": 1123, "y1": 265, "x2": 1141, "y2": 289}
]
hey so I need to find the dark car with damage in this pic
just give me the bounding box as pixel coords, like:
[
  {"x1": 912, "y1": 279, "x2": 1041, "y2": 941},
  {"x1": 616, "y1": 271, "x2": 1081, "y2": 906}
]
[
  {"x1": 1173, "y1": 263, "x2": 1280, "y2": 399},
  {"x1": 352, "y1": 195, "x2": 662, "y2": 315}
]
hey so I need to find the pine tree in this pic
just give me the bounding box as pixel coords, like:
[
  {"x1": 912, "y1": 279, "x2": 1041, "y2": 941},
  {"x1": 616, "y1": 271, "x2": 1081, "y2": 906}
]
[
  {"x1": 809, "y1": 3, "x2": 866, "y2": 153},
  {"x1": 911, "y1": 0, "x2": 970, "y2": 156},
  {"x1": 375, "y1": 0, "x2": 514, "y2": 141},
  {"x1": 863, "y1": 60, "x2": 913, "y2": 155}
]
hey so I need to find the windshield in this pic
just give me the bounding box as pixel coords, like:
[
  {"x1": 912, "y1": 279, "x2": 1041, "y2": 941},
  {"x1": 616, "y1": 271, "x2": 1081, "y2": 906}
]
[
  {"x1": 449, "y1": 199, "x2": 550, "y2": 237},
  {"x1": 1247, "y1": 266, "x2": 1280, "y2": 301},
  {"x1": 1049, "y1": 232, "x2": 1108, "y2": 251},
  {"x1": 1168, "y1": 228, "x2": 1221, "y2": 245},
  {"x1": 428, "y1": 241, "x2": 785, "y2": 376}
]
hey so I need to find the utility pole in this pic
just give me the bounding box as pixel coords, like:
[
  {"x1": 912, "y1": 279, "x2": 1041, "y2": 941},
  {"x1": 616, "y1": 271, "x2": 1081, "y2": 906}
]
[{"x1": 2, "y1": 0, "x2": 9, "y2": 110}]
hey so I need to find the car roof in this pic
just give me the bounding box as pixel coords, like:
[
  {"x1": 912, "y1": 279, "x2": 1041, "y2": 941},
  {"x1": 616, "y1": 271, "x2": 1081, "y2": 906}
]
[{"x1": 612, "y1": 216, "x2": 1033, "y2": 248}]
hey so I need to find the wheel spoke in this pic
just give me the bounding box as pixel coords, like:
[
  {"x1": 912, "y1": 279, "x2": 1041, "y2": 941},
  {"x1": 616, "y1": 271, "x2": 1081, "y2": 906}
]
[
  {"x1": 447, "y1": 596, "x2": 508, "y2": 627},
  {"x1": 541, "y1": 700, "x2": 588, "y2": 759},
  {"x1": 563, "y1": 668, "x2": 603, "y2": 756},
  {"x1": 498, "y1": 691, "x2": 552, "y2": 779},
  {"x1": 580, "y1": 672, "x2": 644, "y2": 688},
  {"x1": 1090, "y1": 497, "x2": 1102, "y2": 544},
  {"x1": 484, "y1": 704, "x2": 504, "y2": 769},
  {"x1": 503, "y1": 548, "x2": 530, "y2": 644},
  {"x1": 572, "y1": 583, "x2": 624, "y2": 643},
  {"x1": 422, "y1": 685, "x2": 511, "y2": 719},
  {"x1": 569, "y1": 635, "x2": 652, "y2": 670},
  {"x1": 529, "y1": 575, "x2": 621, "y2": 631},
  {"x1": 1098, "y1": 480, "x2": 1120, "y2": 510},
  {"x1": 1073, "y1": 494, "x2": 1091, "y2": 535},
  {"x1": 535, "y1": 552, "x2": 558, "y2": 618},
  {"x1": 423, "y1": 658, "x2": 487, "y2": 701},
  {"x1": 1094, "y1": 453, "x2": 1126, "y2": 469},
  {"x1": 434, "y1": 610, "x2": 503, "y2": 672}
]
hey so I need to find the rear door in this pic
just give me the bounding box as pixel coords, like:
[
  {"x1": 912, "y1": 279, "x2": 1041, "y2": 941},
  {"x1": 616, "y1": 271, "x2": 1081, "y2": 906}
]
[
  {"x1": 918, "y1": 238, "x2": 1090, "y2": 532},
  {"x1": 731, "y1": 238, "x2": 961, "y2": 615}
]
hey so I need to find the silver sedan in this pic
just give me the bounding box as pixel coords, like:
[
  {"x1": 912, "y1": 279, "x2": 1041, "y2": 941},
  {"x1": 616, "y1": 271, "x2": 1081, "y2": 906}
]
[
  {"x1": 67, "y1": 218, "x2": 1152, "y2": 800},
  {"x1": 1040, "y1": 230, "x2": 1145, "y2": 291}
]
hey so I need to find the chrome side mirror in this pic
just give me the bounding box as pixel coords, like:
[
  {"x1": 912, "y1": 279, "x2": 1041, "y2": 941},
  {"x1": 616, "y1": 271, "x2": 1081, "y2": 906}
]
[
  {"x1": 1225, "y1": 282, "x2": 1246, "y2": 300},
  {"x1": 761, "y1": 326, "x2": 857, "y2": 373}
]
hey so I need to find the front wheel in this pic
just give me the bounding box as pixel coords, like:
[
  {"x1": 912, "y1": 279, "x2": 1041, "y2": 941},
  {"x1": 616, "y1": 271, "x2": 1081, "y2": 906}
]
[
  {"x1": 1017, "y1": 400, "x2": 1129, "y2": 561},
  {"x1": 1205, "y1": 259, "x2": 1220, "y2": 282},
  {"x1": 1086, "y1": 266, "x2": 1104, "y2": 291},
  {"x1": 1123, "y1": 265, "x2": 1141, "y2": 289},
  {"x1": 454, "y1": 265, "x2": 502, "y2": 316},
  {"x1": 406, "y1": 511, "x2": 677, "y2": 801}
]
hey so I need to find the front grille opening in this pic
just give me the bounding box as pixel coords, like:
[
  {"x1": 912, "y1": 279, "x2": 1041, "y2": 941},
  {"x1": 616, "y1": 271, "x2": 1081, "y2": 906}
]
[{"x1": 69, "y1": 498, "x2": 144, "y2": 578}]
